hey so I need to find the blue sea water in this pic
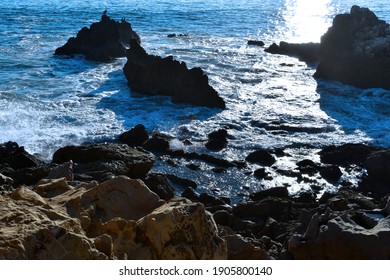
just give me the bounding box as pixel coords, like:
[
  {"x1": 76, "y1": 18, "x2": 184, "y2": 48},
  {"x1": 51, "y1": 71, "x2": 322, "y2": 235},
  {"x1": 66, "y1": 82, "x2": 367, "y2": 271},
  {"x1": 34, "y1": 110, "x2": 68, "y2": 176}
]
[{"x1": 1, "y1": 0, "x2": 390, "y2": 198}]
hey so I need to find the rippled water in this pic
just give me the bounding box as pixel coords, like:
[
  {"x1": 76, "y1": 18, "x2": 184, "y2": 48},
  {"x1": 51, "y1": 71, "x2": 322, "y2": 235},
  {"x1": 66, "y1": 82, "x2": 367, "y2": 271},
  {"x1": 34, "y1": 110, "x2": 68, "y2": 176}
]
[{"x1": 1, "y1": 0, "x2": 390, "y2": 199}]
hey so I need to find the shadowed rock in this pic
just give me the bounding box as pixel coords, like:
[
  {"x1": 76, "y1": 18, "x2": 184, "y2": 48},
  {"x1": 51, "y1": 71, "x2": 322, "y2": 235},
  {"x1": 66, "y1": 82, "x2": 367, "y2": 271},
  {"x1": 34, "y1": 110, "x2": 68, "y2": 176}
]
[
  {"x1": 314, "y1": 6, "x2": 390, "y2": 89},
  {"x1": 123, "y1": 40, "x2": 226, "y2": 108}
]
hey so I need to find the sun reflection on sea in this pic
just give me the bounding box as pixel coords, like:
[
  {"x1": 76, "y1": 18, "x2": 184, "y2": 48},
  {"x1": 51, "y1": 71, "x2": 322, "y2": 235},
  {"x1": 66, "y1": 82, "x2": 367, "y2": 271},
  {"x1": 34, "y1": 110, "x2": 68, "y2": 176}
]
[{"x1": 282, "y1": 0, "x2": 336, "y2": 42}]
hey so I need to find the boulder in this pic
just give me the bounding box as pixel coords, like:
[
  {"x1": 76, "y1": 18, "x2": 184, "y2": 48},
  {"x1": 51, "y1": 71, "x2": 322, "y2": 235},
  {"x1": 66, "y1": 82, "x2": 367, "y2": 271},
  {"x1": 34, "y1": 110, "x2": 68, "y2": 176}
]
[
  {"x1": 245, "y1": 149, "x2": 276, "y2": 166},
  {"x1": 319, "y1": 143, "x2": 377, "y2": 166},
  {"x1": 314, "y1": 6, "x2": 390, "y2": 89},
  {"x1": 123, "y1": 40, "x2": 226, "y2": 108},
  {"x1": 247, "y1": 40, "x2": 265, "y2": 47},
  {"x1": 137, "y1": 197, "x2": 227, "y2": 259},
  {"x1": 52, "y1": 143, "x2": 155, "y2": 180},
  {"x1": 205, "y1": 128, "x2": 228, "y2": 151},
  {"x1": 289, "y1": 211, "x2": 390, "y2": 259},
  {"x1": 119, "y1": 124, "x2": 149, "y2": 147},
  {"x1": 55, "y1": 12, "x2": 140, "y2": 61}
]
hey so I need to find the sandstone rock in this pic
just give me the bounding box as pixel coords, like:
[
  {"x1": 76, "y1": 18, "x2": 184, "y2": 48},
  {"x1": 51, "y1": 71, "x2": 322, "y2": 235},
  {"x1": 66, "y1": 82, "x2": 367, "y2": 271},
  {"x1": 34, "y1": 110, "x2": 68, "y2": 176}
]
[
  {"x1": 137, "y1": 197, "x2": 227, "y2": 259},
  {"x1": 52, "y1": 143, "x2": 155, "y2": 179},
  {"x1": 224, "y1": 234, "x2": 269, "y2": 259},
  {"x1": 89, "y1": 176, "x2": 163, "y2": 222},
  {"x1": 34, "y1": 178, "x2": 72, "y2": 198},
  {"x1": 55, "y1": 12, "x2": 140, "y2": 61},
  {"x1": 314, "y1": 6, "x2": 390, "y2": 89},
  {"x1": 123, "y1": 40, "x2": 226, "y2": 108}
]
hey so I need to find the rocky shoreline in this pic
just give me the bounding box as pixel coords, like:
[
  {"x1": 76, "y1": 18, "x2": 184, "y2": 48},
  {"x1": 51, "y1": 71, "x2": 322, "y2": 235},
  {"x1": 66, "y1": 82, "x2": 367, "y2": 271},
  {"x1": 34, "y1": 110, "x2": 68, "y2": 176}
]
[
  {"x1": 2, "y1": 6, "x2": 390, "y2": 259},
  {"x1": 1, "y1": 127, "x2": 390, "y2": 259}
]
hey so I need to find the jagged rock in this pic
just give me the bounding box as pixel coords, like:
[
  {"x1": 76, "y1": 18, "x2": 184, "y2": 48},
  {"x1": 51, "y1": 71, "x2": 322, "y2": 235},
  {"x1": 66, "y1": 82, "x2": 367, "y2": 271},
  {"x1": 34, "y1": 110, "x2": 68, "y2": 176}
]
[
  {"x1": 289, "y1": 211, "x2": 390, "y2": 259},
  {"x1": 265, "y1": 41, "x2": 320, "y2": 62},
  {"x1": 143, "y1": 173, "x2": 175, "y2": 201},
  {"x1": 34, "y1": 178, "x2": 72, "y2": 198},
  {"x1": 224, "y1": 234, "x2": 269, "y2": 259},
  {"x1": 0, "y1": 173, "x2": 13, "y2": 193},
  {"x1": 137, "y1": 197, "x2": 227, "y2": 259},
  {"x1": 123, "y1": 40, "x2": 226, "y2": 108},
  {"x1": 143, "y1": 132, "x2": 171, "y2": 152},
  {"x1": 46, "y1": 161, "x2": 74, "y2": 181},
  {"x1": 55, "y1": 12, "x2": 140, "y2": 61},
  {"x1": 52, "y1": 143, "x2": 155, "y2": 180},
  {"x1": 119, "y1": 124, "x2": 149, "y2": 147},
  {"x1": 314, "y1": 6, "x2": 390, "y2": 89}
]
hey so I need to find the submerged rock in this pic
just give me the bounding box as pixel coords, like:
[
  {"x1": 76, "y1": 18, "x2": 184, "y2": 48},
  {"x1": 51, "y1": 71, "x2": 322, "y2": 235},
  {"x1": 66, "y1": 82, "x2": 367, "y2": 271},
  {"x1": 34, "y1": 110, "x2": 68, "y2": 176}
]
[
  {"x1": 55, "y1": 12, "x2": 140, "y2": 61},
  {"x1": 123, "y1": 40, "x2": 226, "y2": 108},
  {"x1": 314, "y1": 6, "x2": 390, "y2": 89}
]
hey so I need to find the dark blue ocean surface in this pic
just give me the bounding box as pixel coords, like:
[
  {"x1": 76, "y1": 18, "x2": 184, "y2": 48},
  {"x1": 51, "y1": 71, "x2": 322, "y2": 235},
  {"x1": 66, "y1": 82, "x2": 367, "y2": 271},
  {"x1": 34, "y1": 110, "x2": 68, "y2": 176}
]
[{"x1": 1, "y1": 0, "x2": 389, "y2": 198}]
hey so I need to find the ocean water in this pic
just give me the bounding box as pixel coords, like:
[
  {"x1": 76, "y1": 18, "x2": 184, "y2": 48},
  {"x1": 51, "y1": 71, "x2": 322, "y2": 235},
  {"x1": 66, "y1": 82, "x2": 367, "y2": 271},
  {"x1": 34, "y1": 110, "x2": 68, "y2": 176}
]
[{"x1": 1, "y1": 0, "x2": 390, "y2": 199}]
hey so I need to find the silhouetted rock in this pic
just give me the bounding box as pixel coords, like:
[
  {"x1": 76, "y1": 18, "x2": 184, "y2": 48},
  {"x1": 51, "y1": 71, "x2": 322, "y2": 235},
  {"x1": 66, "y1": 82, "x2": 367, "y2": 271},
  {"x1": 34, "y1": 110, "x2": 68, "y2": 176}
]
[
  {"x1": 123, "y1": 40, "x2": 226, "y2": 108},
  {"x1": 314, "y1": 6, "x2": 390, "y2": 89},
  {"x1": 205, "y1": 128, "x2": 228, "y2": 151},
  {"x1": 319, "y1": 144, "x2": 377, "y2": 166},
  {"x1": 55, "y1": 12, "x2": 140, "y2": 61},
  {"x1": 245, "y1": 149, "x2": 276, "y2": 166},
  {"x1": 119, "y1": 124, "x2": 149, "y2": 147},
  {"x1": 265, "y1": 41, "x2": 320, "y2": 63},
  {"x1": 320, "y1": 165, "x2": 343, "y2": 183},
  {"x1": 247, "y1": 40, "x2": 265, "y2": 47}
]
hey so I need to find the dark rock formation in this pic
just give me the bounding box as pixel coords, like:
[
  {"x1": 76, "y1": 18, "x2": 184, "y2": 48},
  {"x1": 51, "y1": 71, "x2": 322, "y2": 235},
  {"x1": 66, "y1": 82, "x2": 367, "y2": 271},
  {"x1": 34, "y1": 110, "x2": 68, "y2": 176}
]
[
  {"x1": 265, "y1": 41, "x2": 320, "y2": 63},
  {"x1": 247, "y1": 40, "x2": 265, "y2": 47},
  {"x1": 52, "y1": 143, "x2": 154, "y2": 180},
  {"x1": 245, "y1": 149, "x2": 276, "y2": 166},
  {"x1": 55, "y1": 12, "x2": 140, "y2": 61},
  {"x1": 123, "y1": 40, "x2": 226, "y2": 108},
  {"x1": 319, "y1": 143, "x2": 377, "y2": 166},
  {"x1": 119, "y1": 124, "x2": 149, "y2": 147},
  {"x1": 314, "y1": 6, "x2": 390, "y2": 89},
  {"x1": 205, "y1": 128, "x2": 228, "y2": 151}
]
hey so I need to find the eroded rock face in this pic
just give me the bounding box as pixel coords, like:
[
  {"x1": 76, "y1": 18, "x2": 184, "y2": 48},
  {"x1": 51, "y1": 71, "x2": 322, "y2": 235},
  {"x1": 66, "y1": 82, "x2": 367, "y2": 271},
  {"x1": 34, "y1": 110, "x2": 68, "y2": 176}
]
[
  {"x1": 137, "y1": 197, "x2": 227, "y2": 259},
  {"x1": 123, "y1": 40, "x2": 226, "y2": 109},
  {"x1": 314, "y1": 6, "x2": 390, "y2": 89},
  {"x1": 0, "y1": 177, "x2": 227, "y2": 260},
  {"x1": 55, "y1": 12, "x2": 140, "y2": 61}
]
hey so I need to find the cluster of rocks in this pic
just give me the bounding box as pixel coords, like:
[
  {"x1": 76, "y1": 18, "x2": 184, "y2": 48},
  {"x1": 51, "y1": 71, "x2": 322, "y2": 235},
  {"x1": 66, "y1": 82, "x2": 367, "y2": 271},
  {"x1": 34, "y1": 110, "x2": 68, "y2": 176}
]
[
  {"x1": 2, "y1": 123, "x2": 390, "y2": 259},
  {"x1": 264, "y1": 6, "x2": 390, "y2": 89},
  {"x1": 55, "y1": 12, "x2": 225, "y2": 109}
]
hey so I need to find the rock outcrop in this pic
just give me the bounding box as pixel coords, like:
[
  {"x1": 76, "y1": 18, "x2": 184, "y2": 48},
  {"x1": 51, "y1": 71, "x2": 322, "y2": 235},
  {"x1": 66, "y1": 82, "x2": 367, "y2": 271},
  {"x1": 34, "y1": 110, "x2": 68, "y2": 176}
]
[
  {"x1": 123, "y1": 40, "x2": 226, "y2": 109},
  {"x1": 265, "y1": 41, "x2": 320, "y2": 63},
  {"x1": 314, "y1": 6, "x2": 390, "y2": 89},
  {"x1": 52, "y1": 143, "x2": 155, "y2": 181},
  {"x1": 0, "y1": 176, "x2": 226, "y2": 260},
  {"x1": 55, "y1": 12, "x2": 140, "y2": 61}
]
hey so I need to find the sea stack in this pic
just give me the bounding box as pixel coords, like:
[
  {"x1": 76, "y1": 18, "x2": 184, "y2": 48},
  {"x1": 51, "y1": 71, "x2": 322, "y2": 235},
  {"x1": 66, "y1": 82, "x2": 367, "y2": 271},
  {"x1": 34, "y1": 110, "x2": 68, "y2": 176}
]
[
  {"x1": 55, "y1": 11, "x2": 141, "y2": 61},
  {"x1": 314, "y1": 6, "x2": 390, "y2": 89},
  {"x1": 123, "y1": 40, "x2": 226, "y2": 109}
]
